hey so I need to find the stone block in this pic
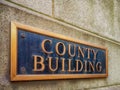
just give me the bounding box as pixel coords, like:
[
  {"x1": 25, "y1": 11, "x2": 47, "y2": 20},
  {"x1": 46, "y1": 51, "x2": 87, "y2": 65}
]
[
  {"x1": 54, "y1": 0, "x2": 120, "y2": 41},
  {"x1": 114, "y1": 0, "x2": 120, "y2": 41},
  {"x1": 90, "y1": 85, "x2": 120, "y2": 90},
  {"x1": 54, "y1": 0, "x2": 94, "y2": 32},
  {"x1": 10, "y1": 0, "x2": 52, "y2": 16}
]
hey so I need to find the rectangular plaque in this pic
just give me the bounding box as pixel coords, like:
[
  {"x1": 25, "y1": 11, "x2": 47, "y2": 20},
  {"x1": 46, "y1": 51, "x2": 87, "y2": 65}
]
[{"x1": 11, "y1": 22, "x2": 108, "y2": 81}]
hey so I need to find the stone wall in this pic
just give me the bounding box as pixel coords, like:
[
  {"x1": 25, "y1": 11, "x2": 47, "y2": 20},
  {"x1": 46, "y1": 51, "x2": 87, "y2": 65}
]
[{"x1": 0, "y1": 0, "x2": 120, "y2": 90}]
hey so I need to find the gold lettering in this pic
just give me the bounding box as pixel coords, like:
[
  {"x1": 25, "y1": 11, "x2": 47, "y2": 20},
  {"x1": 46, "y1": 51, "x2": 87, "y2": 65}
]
[
  {"x1": 48, "y1": 57, "x2": 58, "y2": 72},
  {"x1": 88, "y1": 61, "x2": 95, "y2": 72},
  {"x1": 61, "y1": 58, "x2": 65, "y2": 72},
  {"x1": 68, "y1": 59, "x2": 75, "y2": 72},
  {"x1": 78, "y1": 46, "x2": 84, "y2": 58},
  {"x1": 92, "y1": 50, "x2": 98, "y2": 60},
  {"x1": 41, "y1": 39, "x2": 53, "y2": 54},
  {"x1": 84, "y1": 60, "x2": 88, "y2": 72},
  {"x1": 56, "y1": 42, "x2": 66, "y2": 56},
  {"x1": 68, "y1": 44, "x2": 76, "y2": 57},
  {"x1": 96, "y1": 62, "x2": 102, "y2": 72},
  {"x1": 76, "y1": 60, "x2": 83, "y2": 72},
  {"x1": 87, "y1": 48, "x2": 91, "y2": 59},
  {"x1": 33, "y1": 55, "x2": 45, "y2": 71}
]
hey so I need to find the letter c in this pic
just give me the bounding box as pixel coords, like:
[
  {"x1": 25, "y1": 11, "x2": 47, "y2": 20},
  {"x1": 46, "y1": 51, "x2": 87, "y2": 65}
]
[{"x1": 41, "y1": 39, "x2": 53, "y2": 54}]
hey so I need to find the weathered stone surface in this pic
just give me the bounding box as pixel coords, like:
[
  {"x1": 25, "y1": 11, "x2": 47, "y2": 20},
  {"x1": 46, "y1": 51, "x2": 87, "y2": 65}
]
[
  {"x1": 10, "y1": 0, "x2": 52, "y2": 16},
  {"x1": 54, "y1": 0, "x2": 94, "y2": 32},
  {"x1": 114, "y1": 0, "x2": 120, "y2": 41},
  {"x1": 90, "y1": 85, "x2": 120, "y2": 90},
  {"x1": 93, "y1": 0, "x2": 114, "y2": 38},
  {"x1": 0, "y1": 3, "x2": 120, "y2": 90},
  {"x1": 54, "y1": 0, "x2": 120, "y2": 42}
]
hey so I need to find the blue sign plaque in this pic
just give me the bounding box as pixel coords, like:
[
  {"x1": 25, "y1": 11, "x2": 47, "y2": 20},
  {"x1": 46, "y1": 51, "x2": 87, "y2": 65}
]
[{"x1": 11, "y1": 22, "x2": 108, "y2": 81}]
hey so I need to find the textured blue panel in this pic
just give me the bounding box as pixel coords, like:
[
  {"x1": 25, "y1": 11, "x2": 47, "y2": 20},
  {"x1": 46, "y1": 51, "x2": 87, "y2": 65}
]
[{"x1": 17, "y1": 29, "x2": 106, "y2": 75}]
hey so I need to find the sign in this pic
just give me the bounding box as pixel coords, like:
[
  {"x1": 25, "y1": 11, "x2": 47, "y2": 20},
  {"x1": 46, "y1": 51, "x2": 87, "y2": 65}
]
[{"x1": 11, "y1": 22, "x2": 108, "y2": 81}]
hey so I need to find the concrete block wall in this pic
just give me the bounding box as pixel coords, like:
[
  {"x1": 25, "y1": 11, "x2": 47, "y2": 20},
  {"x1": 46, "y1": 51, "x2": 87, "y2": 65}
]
[{"x1": 0, "y1": 0, "x2": 120, "y2": 90}]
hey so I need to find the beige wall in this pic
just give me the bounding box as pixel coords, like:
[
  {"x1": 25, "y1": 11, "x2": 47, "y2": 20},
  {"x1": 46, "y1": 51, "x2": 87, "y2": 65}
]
[{"x1": 0, "y1": 0, "x2": 120, "y2": 90}]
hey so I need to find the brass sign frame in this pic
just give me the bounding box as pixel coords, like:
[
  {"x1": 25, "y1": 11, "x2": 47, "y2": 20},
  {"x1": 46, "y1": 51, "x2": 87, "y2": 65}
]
[{"x1": 11, "y1": 21, "x2": 108, "y2": 81}]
